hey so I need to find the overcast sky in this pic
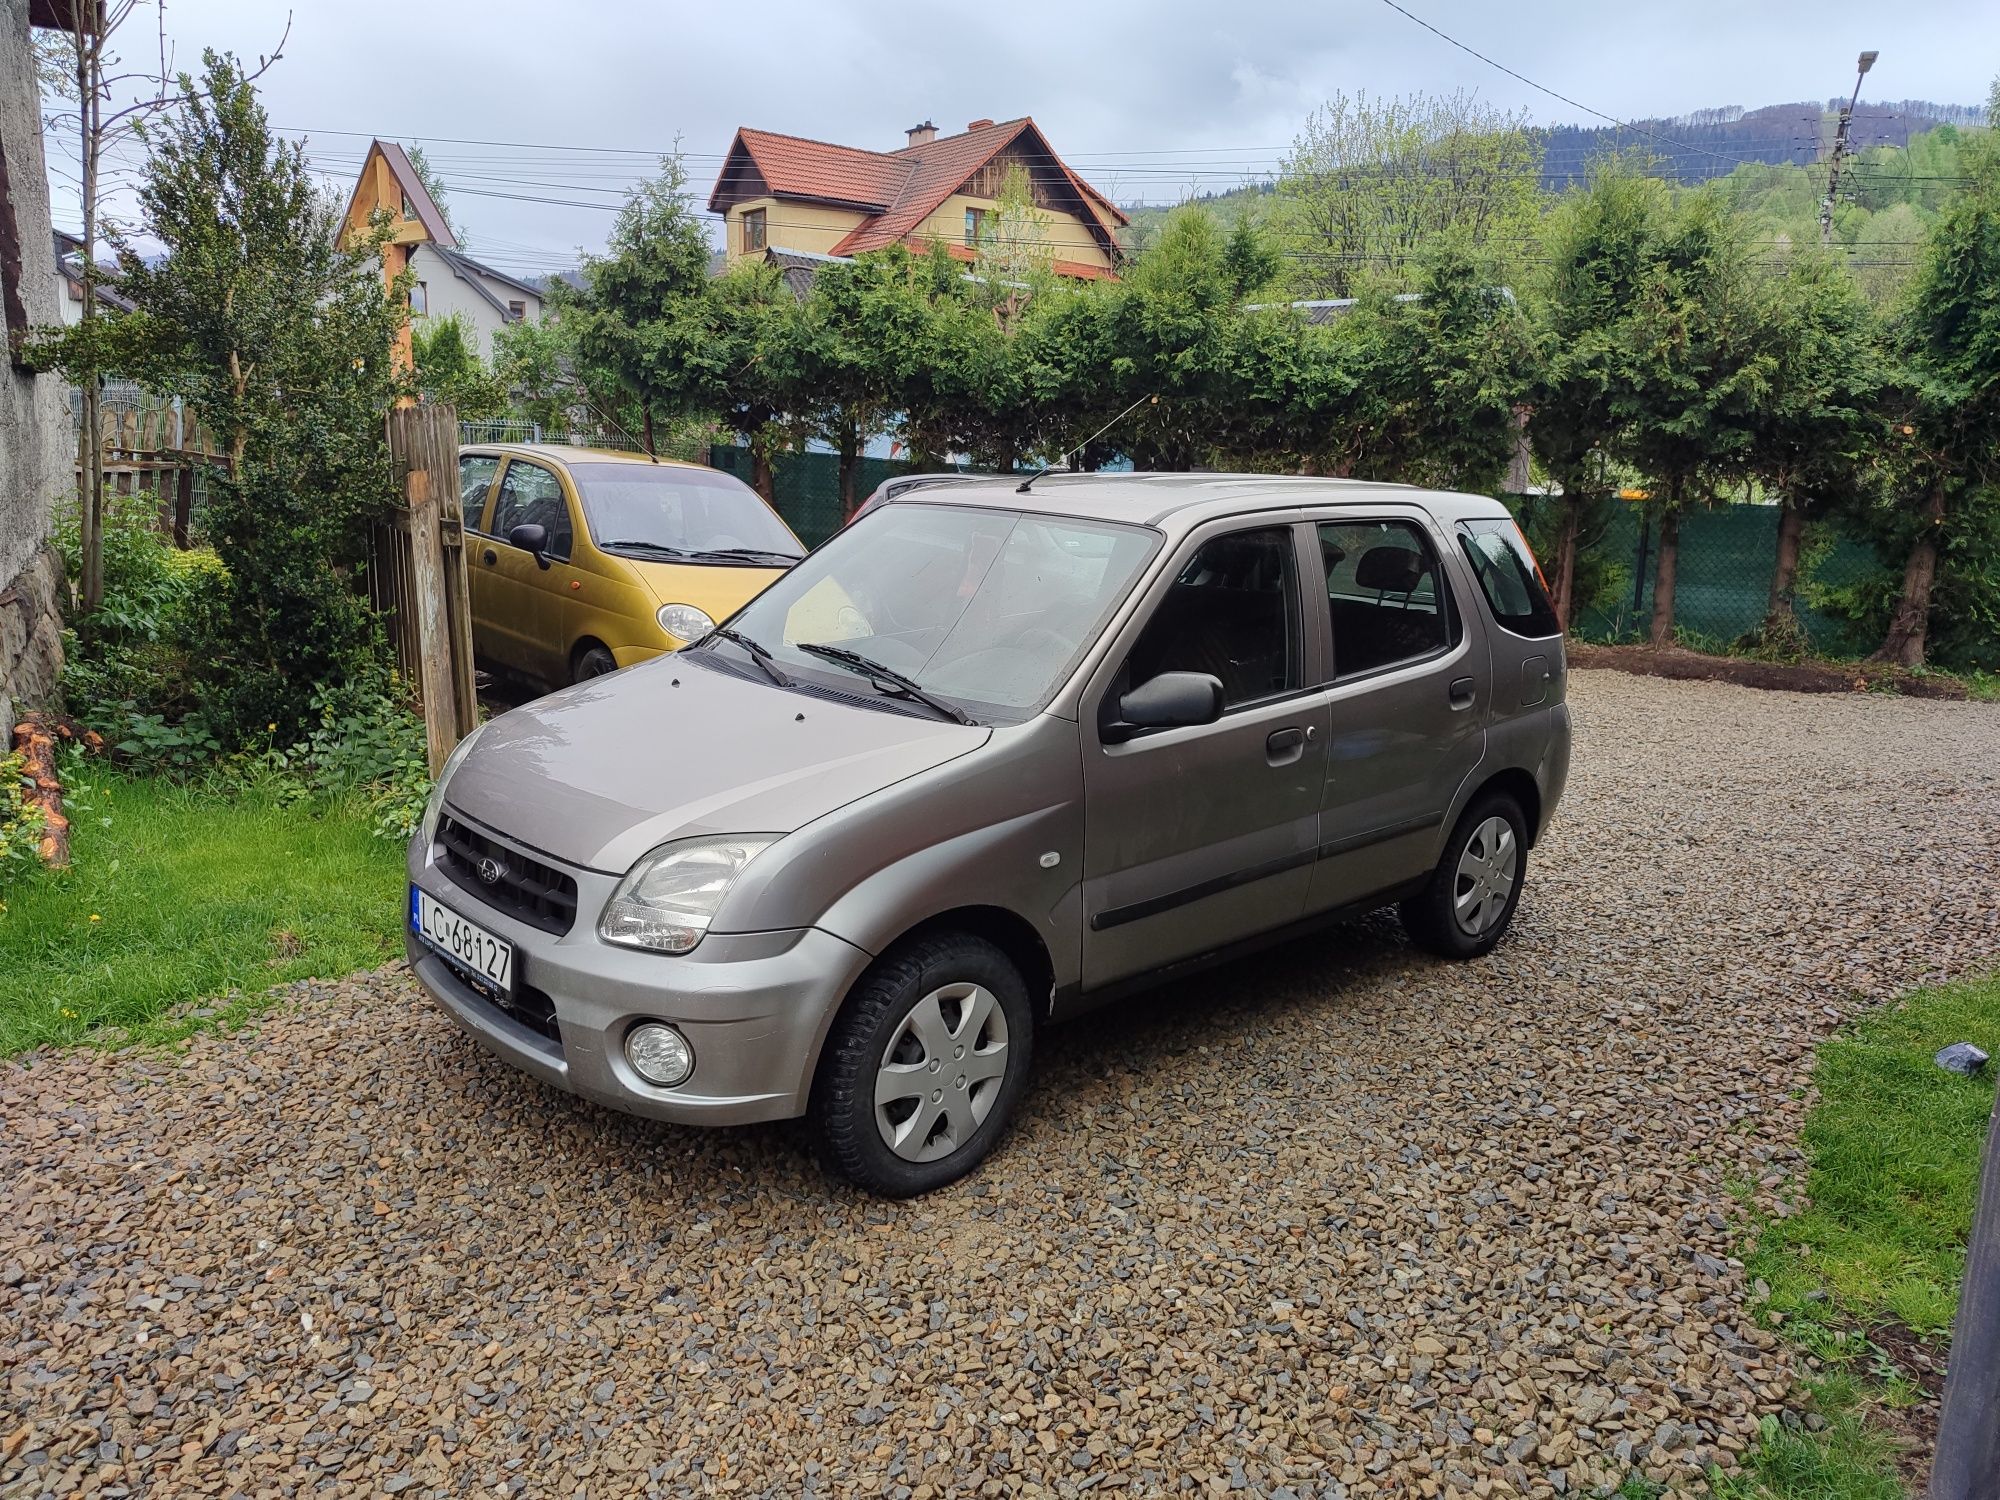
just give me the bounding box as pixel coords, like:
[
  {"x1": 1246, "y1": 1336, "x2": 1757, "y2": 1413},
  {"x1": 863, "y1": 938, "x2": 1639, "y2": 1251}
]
[{"x1": 45, "y1": 0, "x2": 1995, "y2": 279}]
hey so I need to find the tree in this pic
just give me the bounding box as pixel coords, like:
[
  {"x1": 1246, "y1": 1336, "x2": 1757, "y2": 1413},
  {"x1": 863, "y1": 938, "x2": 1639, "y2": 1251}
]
[
  {"x1": 970, "y1": 163, "x2": 1058, "y2": 331},
  {"x1": 1739, "y1": 250, "x2": 1886, "y2": 645},
  {"x1": 404, "y1": 144, "x2": 463, "y2": 246},
  {"x1": 410, "y1": 313, "x2": 508, "y2": 418},
  {"x1": 1872, "y1": 131, "x2": 2000, "y2": 666},
  {"x1": 35, "y1": 1, "x2": 286, "y2": 613},
  {"x1": 1525, "y1": 163, "x2": 1668, "y2": 628},
  {"x1": 1275, "y1": 90, "x2": 1545, "y2": 298},
  {"x1": 1620, "y1": 192, "x2": 1768, "y2": 646},
  {"x1": 564, "y1": 154, "x2": 713, "y2": 452},
  {"x1": 492, "y1": 310, "x2": 585, "y2": 435},
  {"x1": 82, "y1": 50, "x2": 404, "y2": 741}
]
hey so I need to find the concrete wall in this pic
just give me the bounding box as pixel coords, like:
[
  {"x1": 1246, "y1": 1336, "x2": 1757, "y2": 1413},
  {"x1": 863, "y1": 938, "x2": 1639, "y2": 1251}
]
[
  {"x1": 409, "y1": 244, "x2": 540, "y2": 359},
  {"x1": 0, "y1": 0, "x2": 72, "y2": 727}
]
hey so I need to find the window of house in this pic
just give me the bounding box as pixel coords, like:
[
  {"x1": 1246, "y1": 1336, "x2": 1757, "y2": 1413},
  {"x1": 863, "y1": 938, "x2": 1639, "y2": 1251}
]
[
  {"x1": 1316, "y1": 520, "x2": 1456, "y2": 679},
  {"x1": 1458, "y1": 518, "x2": 1560, "y2": 637},
  {"x1": 1121, "y1": 527, "x2": 1301, "y2": 710},
  {"x1": 964, "y1": 207, "x2": 987, "y2": 247},
  {"x1": 409, "y1": 281, "x2": 428, "y2": 316},
  {"x1": 491, "y1": 461, "x2": 572, "y2": 560},
  {"x1": 459, "y1": 455, "x2": 501, "y2": 528},
  {"x1": 402, "y1": 193, "x2": 417, "y2": 221},
  {"x1": 743, "y1": 208, "x2": 766, "y2": 252},
  {"x1": 506, "y1": 299, "x2": 526, "y2": 323}
]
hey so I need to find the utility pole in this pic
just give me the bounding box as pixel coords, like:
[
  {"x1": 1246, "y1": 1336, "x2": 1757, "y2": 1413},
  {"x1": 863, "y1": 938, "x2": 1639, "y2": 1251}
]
[{"x1": 1820, "y1": 49, "x2": 1878, "y2": 244}]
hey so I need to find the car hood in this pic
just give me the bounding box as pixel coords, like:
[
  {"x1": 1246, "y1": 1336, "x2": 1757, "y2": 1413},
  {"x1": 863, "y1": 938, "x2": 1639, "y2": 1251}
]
[
  {"x1": 622, "y1": 558, "x2": 789, "y2": 624},
  {"x1": 442, "y1": 656, "x2": 988, "y2": 873}
]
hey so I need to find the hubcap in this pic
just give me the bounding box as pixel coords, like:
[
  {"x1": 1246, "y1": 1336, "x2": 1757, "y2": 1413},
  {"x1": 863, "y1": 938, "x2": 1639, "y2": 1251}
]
[
  {"x1": 1453, "y1": 816, "x2": 1518, "y2": 936},
  {"x1": 874, "y1": 981, "x2": 1010, "y2": 1163}
]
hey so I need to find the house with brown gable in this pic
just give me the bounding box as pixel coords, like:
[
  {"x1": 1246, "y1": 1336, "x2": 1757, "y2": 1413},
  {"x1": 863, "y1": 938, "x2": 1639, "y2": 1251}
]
[
  {"x1": 708, "y1": 117, "x2": 1127, "y2": 281},
  {"x1": 340, "y1": 140, "x2": 544, "y2": 364}
]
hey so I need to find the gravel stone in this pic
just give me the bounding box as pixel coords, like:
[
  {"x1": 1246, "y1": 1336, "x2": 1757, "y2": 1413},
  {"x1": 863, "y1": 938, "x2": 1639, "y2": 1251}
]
[{"x1": 4, "y1": 671, "x2": 1997, "y2": 1497}]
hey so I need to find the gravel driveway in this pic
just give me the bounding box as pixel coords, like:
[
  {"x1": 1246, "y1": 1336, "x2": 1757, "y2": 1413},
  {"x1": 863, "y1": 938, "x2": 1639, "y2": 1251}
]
[{"x1": 6, "y1": 671, "x2": 1998, "y2": 1500}]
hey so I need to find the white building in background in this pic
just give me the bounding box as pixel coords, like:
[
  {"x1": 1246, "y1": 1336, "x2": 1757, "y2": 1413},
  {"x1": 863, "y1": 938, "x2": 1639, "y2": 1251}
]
[{"x1": 407, "y1": 242, "x2": 545, "y2": 359}]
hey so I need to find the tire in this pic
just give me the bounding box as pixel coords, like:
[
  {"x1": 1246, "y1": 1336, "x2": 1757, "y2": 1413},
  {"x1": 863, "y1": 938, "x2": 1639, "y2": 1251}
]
[
  {"x1": 572, "y1": 644, "x2": 617, "y2": 683},
  {"x1": 810, "y1": 933, "x2": 1034, "y2": 1197},
  {"x1": 1399, "y1": 792, "x2": 1528, "y2": 960}
]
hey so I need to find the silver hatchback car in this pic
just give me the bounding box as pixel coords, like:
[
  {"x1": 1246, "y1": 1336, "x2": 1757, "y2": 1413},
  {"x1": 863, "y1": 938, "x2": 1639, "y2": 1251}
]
[{"x1": 408, "y1": 474, "x2": 1570, "y2": 1194}]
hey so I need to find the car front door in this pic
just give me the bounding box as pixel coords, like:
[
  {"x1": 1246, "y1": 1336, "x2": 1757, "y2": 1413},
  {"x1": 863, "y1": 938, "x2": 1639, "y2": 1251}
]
[
  {"x1": 475, "y1": 457, "x2": 579, "y2": 683},
  {"x1": 1305, "y1": 512, "x2": 1488, "y2": 914},
  {"x1": 1080, "y1": 518, "x2": 1329, "y2": 989}
]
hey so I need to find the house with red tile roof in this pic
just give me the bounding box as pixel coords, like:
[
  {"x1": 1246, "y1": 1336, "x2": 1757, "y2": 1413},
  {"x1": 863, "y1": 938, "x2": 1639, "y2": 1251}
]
[{"x1": 708, "y1": 117, "x2": 1127, "y2": 281}]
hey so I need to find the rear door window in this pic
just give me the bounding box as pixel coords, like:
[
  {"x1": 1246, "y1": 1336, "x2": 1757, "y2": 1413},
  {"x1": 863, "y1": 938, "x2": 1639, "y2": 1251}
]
[
  {"x1": 1457, "y1": 519, "x2": 1560, "y2": 638},
  {"x1": 1316, "y1": 520, "x2": 1456, "y2": 679}
]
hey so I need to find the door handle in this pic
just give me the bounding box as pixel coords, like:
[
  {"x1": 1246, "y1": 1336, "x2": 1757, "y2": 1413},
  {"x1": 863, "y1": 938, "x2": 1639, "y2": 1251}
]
[
  {"x1": 483, "y1": 548, "x2": 498, "y2": 566},
  {"x1": 1448, "y1": 676, "x2": 1476, "y2": 709},
  {"x1": 1265, "y1": 726, "x2": 1306, "y2": 764}
]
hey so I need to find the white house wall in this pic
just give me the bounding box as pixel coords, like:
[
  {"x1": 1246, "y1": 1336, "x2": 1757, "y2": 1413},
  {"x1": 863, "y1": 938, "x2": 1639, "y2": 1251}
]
[{"x1": 408, "y1": 245, "x2": 540, "y2": 360}]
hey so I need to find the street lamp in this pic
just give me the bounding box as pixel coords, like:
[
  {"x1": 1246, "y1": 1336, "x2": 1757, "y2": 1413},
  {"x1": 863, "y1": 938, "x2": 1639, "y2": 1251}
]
[{"x1": 1820, "y1": 49, "x2": 1879, "y2": 245}]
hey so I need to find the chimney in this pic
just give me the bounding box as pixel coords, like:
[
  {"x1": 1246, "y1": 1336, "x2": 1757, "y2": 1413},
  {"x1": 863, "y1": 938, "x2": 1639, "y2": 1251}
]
[
  {"x1": 967, "y1": 118, "x2": 995, "y2": 131},
  {"x1": 906, "y1": 120, "x2": 937, "y2": 147}
]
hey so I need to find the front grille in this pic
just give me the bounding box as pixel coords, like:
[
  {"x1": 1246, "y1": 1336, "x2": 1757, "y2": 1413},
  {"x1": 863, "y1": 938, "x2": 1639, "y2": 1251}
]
[{"x1": 434, "y1": 815, "x2": 578, "y2": 935}]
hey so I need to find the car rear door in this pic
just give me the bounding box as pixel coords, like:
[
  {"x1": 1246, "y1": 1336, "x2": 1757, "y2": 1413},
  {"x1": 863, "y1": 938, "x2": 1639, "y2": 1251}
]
[
  {"x1": 1303, "y1": 508, "x2": 1488, "y2": 913},
  {"x1": 1079, "y1": 516, "x2": 1329, "y2": 989}
]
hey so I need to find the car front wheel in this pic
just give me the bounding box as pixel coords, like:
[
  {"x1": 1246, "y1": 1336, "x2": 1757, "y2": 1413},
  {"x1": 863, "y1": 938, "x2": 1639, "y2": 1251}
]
[
  {"x1": 810, "y1": 933, "x2": 1033, "y2": 1196},
  {"x1": 1399, "y1": 793, "x2": 1528, "y2": 959}
]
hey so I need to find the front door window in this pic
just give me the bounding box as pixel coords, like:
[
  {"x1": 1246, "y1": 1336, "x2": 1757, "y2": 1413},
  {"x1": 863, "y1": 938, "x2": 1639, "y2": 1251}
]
[
  {"x1": 1119, "y1": 526, "x2": 1301, "y2": 709},
  {"x1": 491, "y1": 461, "x2": 572, "y2": 561}
]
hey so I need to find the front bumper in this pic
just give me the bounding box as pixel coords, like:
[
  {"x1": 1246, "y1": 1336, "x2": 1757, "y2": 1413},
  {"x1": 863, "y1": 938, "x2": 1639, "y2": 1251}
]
[{"x1": 406, "y1": 814, "x2": 874, "y2": 1125}]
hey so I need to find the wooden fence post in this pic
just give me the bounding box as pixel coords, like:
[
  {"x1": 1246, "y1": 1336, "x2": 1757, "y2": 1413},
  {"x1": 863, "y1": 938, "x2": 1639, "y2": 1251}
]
[
  {"x1": 1931, "y1": 1087, "x2": 2000, "y2": 1499},
  {"x1": 386, "y1": 405, "x2": 473, "y2": 775}
]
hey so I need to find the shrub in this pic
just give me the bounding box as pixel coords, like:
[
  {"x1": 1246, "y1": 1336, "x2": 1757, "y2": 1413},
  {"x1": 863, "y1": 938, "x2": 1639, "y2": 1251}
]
[
  {"x1": 53, "y1": 492, "x2": 221, "y2": 748},
  {"x1": 0, "y1": 751, "x2": 46, "y2": 892},
  {"x1": 240, "y1": 670, "x2": 433, "y2": 841}
]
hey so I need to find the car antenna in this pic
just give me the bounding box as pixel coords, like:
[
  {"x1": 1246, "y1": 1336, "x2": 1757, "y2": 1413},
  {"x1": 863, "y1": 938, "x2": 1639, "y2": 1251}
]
[{"x1": 1017, "y1": 393, "x2": 1158, "y2": 493}]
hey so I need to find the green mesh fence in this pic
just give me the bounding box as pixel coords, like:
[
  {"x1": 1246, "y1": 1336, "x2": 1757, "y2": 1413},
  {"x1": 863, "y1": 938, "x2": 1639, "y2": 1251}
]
[
  {"x1": 708, "y1": 446, "x2": 915, "y2": 548},
  {"x1": 1507, "y1": 496, "x2": 1887, "y2": 653}
]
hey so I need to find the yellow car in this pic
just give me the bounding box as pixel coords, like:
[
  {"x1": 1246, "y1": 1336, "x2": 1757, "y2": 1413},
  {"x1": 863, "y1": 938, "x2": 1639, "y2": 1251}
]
[{"x1": 456, "y1": 445, "x2": 805, "y2": 686}]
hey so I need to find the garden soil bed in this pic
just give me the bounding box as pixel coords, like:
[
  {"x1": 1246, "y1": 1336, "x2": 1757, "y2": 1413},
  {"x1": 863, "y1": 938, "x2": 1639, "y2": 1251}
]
[{"x1": 1566, "y1": 641, "x2": 1971, "y2": 699}]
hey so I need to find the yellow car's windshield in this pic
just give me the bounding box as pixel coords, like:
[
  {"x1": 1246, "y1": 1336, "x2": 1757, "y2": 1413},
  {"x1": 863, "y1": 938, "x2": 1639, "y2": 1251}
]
[{"x1": 572, "y1": 464, "x2": 802, "y2": 564}]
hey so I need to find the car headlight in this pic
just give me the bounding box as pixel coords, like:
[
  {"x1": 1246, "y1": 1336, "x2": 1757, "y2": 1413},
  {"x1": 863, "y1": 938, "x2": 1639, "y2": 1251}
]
[
  {"x1": 420, "y1": 722, "x2": 488, "y2": 848},
  {"x1": 656, "y1": 603, "x2": 714, "y2": 643},
  {"x1": 599, "y1": 835, "x2": 776, "y2": 954}
]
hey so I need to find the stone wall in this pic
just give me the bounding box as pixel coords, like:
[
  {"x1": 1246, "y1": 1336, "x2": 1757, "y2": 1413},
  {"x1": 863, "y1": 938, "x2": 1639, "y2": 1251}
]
[
  {"x1": 1, "y1": 0, "x2": 76, "y2": 723},
  {"x1": 0, "y1": 545, "x2": 64, "y2": 732}
]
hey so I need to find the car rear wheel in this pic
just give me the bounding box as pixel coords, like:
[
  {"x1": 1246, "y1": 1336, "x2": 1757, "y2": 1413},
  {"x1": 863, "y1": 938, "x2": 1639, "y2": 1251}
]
[
  {"x1": 810, "y1": 933, "x2": 1033, "y2": 1197},
  {"x1": 1399, "y1": 793, "x2": 1527, "y2": 959},
  {"x1": 572, "y1": 644, "x2": 617, "y2": 683}
]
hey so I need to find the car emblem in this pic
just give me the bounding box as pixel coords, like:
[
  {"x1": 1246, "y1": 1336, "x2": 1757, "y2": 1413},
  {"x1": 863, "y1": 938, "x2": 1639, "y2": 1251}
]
[{"x1": 476, "y1": 855, "x2": 506, "y2": 887}]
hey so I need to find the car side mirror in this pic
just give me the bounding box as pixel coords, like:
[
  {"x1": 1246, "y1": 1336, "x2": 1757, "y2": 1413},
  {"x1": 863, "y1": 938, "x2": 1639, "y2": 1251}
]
[
  {"x1": 507, "y1": 522, "x2": 551, "y2": 569},
  {"x1": 1102, "y1": 671, "x2": 1225, "y2": 744}
]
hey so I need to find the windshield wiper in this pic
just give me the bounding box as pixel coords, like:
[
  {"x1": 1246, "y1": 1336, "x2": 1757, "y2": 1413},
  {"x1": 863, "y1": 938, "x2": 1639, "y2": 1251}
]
[
  {"x1": 691, "y1": 546, "x2": 805, "y2": 564},
  {"x1": 705, "y1": 627, "x2": 792, "y2": 688},
  {"x1": 796, "y1": 643, "x2": 977, "y2": 725},
  {"x1": 597, "y1": 539, "x2": 699, "y2": 559}
]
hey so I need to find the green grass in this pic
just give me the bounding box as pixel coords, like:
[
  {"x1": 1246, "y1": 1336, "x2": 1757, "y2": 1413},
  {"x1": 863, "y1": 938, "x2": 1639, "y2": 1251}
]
[
  {"x1": 1721, "y1": 970, "x2": 2000, "y2": 1499},
  {"x1": 0, "y1": 765, "x2": 406, "y2": 1053}
]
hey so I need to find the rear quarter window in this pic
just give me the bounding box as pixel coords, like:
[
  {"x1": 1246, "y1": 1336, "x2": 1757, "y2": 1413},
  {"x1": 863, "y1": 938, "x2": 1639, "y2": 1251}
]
[{"x1": 1457, "y1": 519, "x2": 1560, "y2": 638}]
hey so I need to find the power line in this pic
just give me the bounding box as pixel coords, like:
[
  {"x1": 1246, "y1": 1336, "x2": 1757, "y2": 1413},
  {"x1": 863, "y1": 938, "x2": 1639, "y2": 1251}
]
[{"x1": 1374, "y1": 0, "x2": 1775, "y2": 170}]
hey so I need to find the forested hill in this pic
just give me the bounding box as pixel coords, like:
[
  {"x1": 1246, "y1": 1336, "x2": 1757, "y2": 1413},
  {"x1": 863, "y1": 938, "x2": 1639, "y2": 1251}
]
[
  {"x1": 1117, "y1": 98, "x2": 1984, "y2": 238},
  {"x1": 1541, "y1": 99, "x2": 1986, "y2": 186}
]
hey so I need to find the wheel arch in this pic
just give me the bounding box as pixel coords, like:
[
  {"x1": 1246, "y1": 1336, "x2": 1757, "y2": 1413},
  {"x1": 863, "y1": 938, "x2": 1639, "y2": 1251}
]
[
  {"x1": 1463, "y1": 765, "x2": 1542, "y2": 847},
  {"x1": 875, "y1": 906, "x2": 1056, "y2": 1021}
]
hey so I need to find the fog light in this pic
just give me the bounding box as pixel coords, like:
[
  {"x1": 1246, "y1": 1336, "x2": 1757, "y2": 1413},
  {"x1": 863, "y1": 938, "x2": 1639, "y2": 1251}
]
[{"x1": 625, "y1": 1022, "x2": 694, "y2": 1087}]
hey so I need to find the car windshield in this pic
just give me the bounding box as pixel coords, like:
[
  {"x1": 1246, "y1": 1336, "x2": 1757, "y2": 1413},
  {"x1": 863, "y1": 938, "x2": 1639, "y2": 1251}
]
[
  {"x1": 569, "y1": 463, "x2": 801, "y2": 559},
  {"x1": 720, "y1": 503, "x2": 1159, "y2": 722}
]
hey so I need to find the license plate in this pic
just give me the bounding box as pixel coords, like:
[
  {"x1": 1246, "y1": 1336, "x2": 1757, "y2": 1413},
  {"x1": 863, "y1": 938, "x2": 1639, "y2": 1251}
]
[{"x1": 411, "y1": 887, "x2": 514, "y2": 992}]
